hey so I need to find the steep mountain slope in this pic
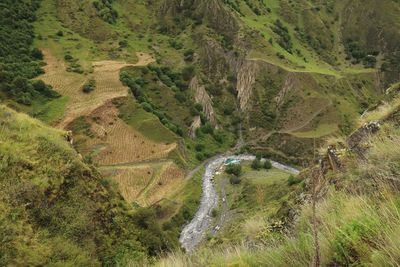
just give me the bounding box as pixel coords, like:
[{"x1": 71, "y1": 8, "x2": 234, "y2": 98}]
[
  {"x1": 157, "y1": 96, "x2": 400, "y2": 267},
  {"x1": 0, "y1": 105, "x2": 180, "y2": 266},
  {"x1": 1, "y1": 0, "x2": 400, "y2": 265}
]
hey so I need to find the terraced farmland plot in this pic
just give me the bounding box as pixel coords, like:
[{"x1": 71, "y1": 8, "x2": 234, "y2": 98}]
[
  {"x1": 139, "y1": 162, "x2": 185, "y2": 206},
  {"x1": 38, "y1": 50, "x2": 154, "y2": 128},
  {"x1": 85, "y1": 102, "x2": 176, "y2": 165},
  {"x1": 100, "y1": 161, "x2": 184, "y2": 206},
  {"x1": 101, "y1": 166, "x2": 154, "y2": 203}
]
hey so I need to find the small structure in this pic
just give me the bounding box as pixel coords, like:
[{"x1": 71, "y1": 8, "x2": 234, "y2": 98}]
[{"x1": 224, "y1": 158, "x2": 241, "y2": 165}]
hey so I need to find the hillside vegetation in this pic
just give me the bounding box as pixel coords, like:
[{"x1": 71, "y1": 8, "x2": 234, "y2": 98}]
[
  {"x1": 0, "y1": 105, "x2": 182, "y2": 266},
  {"x1": 157, "y1": 98, "x2": 400, "y2": 266},
  {"x1": 1, "y1": 0, "x2": 400, "y2": 265}
]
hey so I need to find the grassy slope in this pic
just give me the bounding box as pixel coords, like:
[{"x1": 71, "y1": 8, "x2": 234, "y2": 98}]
[
  {"x1": 209, "y1": 161, "x2": 296, "y2": 246},
  {"x1": 0, "y1": 105, "x2": 148, "y2": 266}
]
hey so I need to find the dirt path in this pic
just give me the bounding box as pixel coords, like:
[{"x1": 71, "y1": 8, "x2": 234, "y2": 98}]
[
  {"x1": 211, "y1": 178, "x2": 228, "y2": 236},
  {"x1": 279, "y1": 103, "x2": 332, "y2": 134},
  {"x1": 179, "y1": 154, "x2": 299, "y2": 252}
]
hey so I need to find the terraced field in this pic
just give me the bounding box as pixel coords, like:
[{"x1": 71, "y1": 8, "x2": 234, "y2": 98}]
[
  {"x1": 84, "y1": 102, "x2": 176, "y2": 165},
  {"x1": 100, "y1": 161, "x2": 185, "y2": 206},
  {"x1": 38, "y1": 50, "x2": 154, "y2": 128}
]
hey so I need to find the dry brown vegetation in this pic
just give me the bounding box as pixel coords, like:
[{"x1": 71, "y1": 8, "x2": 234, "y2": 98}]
[
  {"x1": 82, "y1": 101, "x2": 176, "y2": 165},
  {"x1": 100, "y1": 161, "x2": 185, "y2": 207}
]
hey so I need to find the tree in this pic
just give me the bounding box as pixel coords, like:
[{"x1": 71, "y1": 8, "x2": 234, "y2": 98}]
[
  {"x1": 263, "y1": 160, "x2": 272, "y2": 170},
  {"x1": 251, "y1": 159, "x2": 262, "y2": 170},
  {"x1": 182, "y1": 65, "x2": 195, "y2": 81},
  {"x1": 31, "y1": 48, "x2": 43, "y2": 60},
  {"x1": 225, "y1": 164, "x2": 242, "y2": 176}
]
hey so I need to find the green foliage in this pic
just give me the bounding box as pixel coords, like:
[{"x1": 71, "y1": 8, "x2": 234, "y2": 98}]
[
  {"x1": 0, "y1": 106, "x2": 155, "y2": 266},
  {"x1": 120, "y1": 70, "x2": 184, "y2": 136},
  {"x1": 263, "y1": 160, "x2": 272, "y2": 170},
  {"x1": 229, "y1": 175, "x2": 241, "y2": 185},
  {"x1": 211, "y1": 208, "x2": 219, "y2": 218},
  {"x1": 272, "y1": 20, "x2": 293, "y2": 53},
  {"x1": 226, "y1": 164, "x2": 242, "y2": 176},
  {"x1": 182, "y1": 65, "x2": 195, "y2": 81},
  {"x1": 183, "y1": 49, "x2": 194, "y2": 61},
  {"x1": 0, "y1": 0, "x2": 59, "y2": 104},
  {"x1": 251, "y1": 159, "x2": 262, "y2": 170},
  {"x1": 82, "y1": 79, "x2": 96, "y2": 93},
  {"x1": 333, "y1": 217, "x2": 379, "y2": 265},
  {"x1": 287, "y1": 175, "x2": 301, "y2": 185},
  {"x1": 93, "y1": 0, "x2": 118, "y2": 24}
]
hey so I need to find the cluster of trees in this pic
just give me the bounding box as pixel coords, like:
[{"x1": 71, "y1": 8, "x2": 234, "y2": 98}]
[
  {"x1": 120, "y1": 69, "x2": 184, "y2": 136},
  {"x1": 271, "y1": 19, "x2": 293, "y2": 53},
  {"x1": 345, "y1": 39, "x2": 378, "y2": 68},
  {"x1": 0, "y1": 0, "x2": 59, "y2": 105},
  {"x1": 224, "y1": 0, "x2": 242, "y2": 15},
  {"x1": 244, "y1": 0, "x2": 262, "y2": 15},
  {"x1": 251, "y1": 158, "x2": 272, "y2": 170},
  {"x1": 93, "y1": 0, "x2": 118, "y2": 24},
  {"x1": 225, "y1": 164, "x2": 242, "y2": 184},
  {"x1": 64, "y1": 53, "x2": 84, "y2": 73}
]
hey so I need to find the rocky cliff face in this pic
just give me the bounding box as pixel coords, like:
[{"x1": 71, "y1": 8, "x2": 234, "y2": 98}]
[
  {"x1": 189, "y1": 76, "x2": 218, "y2": 133},
  {"x1": 234, "y1": 60, "x2": 260, "y2": 110}
]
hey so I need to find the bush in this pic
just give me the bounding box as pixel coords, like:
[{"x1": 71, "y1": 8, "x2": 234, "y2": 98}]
[
  {"x1": 196, "y1": 153, "x2": 204, "y2": 161},
  {"x1": 31, "y1": 48, "x2": 43, "y2": 60},
  {"x1": 182, "y1": 65, "x2": 195, "y2": 81},
  {"x1": 226, "y1": 164, "x2": 242, "y2": 176},
  {"x1": 229, "y1": 175, "x2": 241, "y2": 185},
  {"x1": 195, "y1": 143, "x2": 204, "y2": 151},
  {"x1": 201, "y1": 123, "x2": 214, "y2": 135},
  {"x1": 211, "y1": 208, "x2": 218, "y2": 218},
  {"x1": 82, "y1": 79, "x2": 96, "y2": 93},
  {"x1": 287, "y1": 175, "x2": 301, "y2": 186},
  {"x1": 56, "y1": 30, "x2": 64, "y2": 37},
  {"x1": 263, "y1": 160, "x2": 272, "y2": 170},
  {"x1": 183, "y1": 49, "x2": 194, "y2": 61},
  {"x1": 251, "y1": 159, "x2": 262, "y2": 170},
  {"x1": 64, "y1": 54, "x2": 73, "y2": 61}
]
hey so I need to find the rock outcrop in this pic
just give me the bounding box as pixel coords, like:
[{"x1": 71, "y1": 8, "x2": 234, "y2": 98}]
[
  {"x1": 189, "y1": 115, "x2": 201, "y2": 138},
  {"x1": 234, "y1": 60, "x2": 260, "y2": 110},
  {"x1": 190, "y1": 76, "x2": 218, "y2": 133}
]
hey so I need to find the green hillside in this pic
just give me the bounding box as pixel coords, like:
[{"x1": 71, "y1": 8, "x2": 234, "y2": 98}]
[{"x1": 1, "y1": 0, "x2": 400, "y2": 266}]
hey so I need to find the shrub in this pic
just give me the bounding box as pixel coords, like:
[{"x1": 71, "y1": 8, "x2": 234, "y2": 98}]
[
  {"x1": 263, "y1": 160, "x2": 272, "y2": 170},
  {"x1": 82, "y1": 79, "x2": 96, "y2": 93},
  {"x1": 184, "y1": 49, "x2": 194, "y2": 61},
  {"x1": 195, "y1": 143, "x2": 204, "y2": 151},
  {"x1": 251, "y1": 159, "x2": 262, "y2": 170},
  {"x1": 174, "y1": 92, "x2": 187, "y2": 103},
  {"x1": 211, "y1": 208, "x2": 218, "y2": 218},
  {"x1": 287, "y1": 175, "x2": 301, "y2": 186},
  {"x1": 226, "y1": 164, "x2": 242, "y2": 176},
  {"x1": 229, "y1": 175, "x2": 241, "y2": 185},
  {"x1": 31, "y1": 48, "x2": 43, "y2": 60},
  {"x1": 201, "y1": 123, "x2": 214, "y2": 135},
  {"x1": 64, "y1": 54, "x2": 73, "y2": 61},
  {"x1": 119, "y1": 40, "x2": 128, "y2": 48},
  {"x1": 196, "y1": 153, "x2": 204, "y2": 161},
  {"x1": 182, "y1": 65, "x2": 195, "y2": 81},
  {"x1": 56, "y1": 30, "x2": 64, "y2": 37}
]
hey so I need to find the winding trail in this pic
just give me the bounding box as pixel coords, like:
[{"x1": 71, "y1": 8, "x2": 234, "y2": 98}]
[{"x1": 179, "y1": 154, "x2": 300, "y2": 252}]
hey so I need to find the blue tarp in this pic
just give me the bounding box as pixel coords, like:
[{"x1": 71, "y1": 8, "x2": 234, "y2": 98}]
[{"x1": 224, "y1": 158, "x2": 241, "y2": 165}]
